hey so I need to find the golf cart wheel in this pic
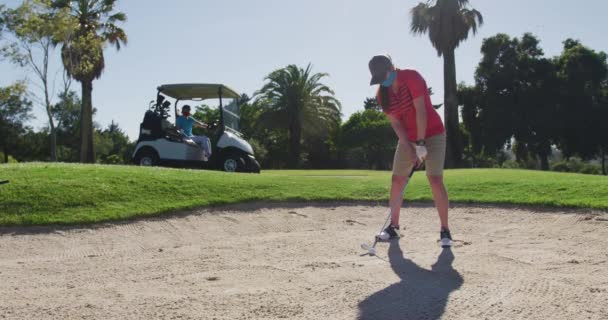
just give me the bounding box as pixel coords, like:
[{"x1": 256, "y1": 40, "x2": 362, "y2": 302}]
[
  {"x1": 221, "y1": 153, "x2": 245, "y2": 172},
  {"x1": 136, "y1": 149, "x2": 159, "y2": 167}
]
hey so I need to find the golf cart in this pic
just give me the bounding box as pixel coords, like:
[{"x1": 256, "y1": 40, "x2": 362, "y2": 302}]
[{"x1": 132, "y1": 83, "x2": 261, "y2": 173}]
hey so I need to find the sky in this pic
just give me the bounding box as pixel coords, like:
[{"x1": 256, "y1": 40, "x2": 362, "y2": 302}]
[{"x1": 1, "y1": 0, "x2": 607, "y2": 140}]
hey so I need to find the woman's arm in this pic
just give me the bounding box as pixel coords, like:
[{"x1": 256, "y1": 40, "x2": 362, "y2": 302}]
[
  {"x1": 389, "y1": 114, "x2": 422, "y2": 166},
  {"x1": 413, "y1": 96, "x2": 427, "y2": 141},
  {"x1": 388, "y1": 115, "x2": 411, "y2": 145}
]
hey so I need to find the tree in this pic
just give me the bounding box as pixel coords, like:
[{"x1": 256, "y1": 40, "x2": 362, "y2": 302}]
[
  {"x1": 193, "y1": 104, "x2": 220, "y2": 130},
  {"x1": 554, "y1": 39, "x2": 608, "y2": 161},
  {"x1": 14, "y1": 128, "x2": 50, "y2": 161},
  {"x1": 237, "y1": 96, "x2": 281, "y2": 168},
  {"x1": 460, "y1": 33, "x2": 560, "y2": 170},
  {"x1": 1, "y1": 0, "x2": 73, "y2": 161},
  {"x1": 0, "y1": 4, "x2": 5, "y2": 36},
  {"x1": 52, "y1": 0, "x2": 127, "y2": 163},
  {"x1": 600, "y1": 86, "x2": 608, "y2": 175},
  {"x1": 458, "y1": 82, "x2": 484, "y2": 165},
  {"x1": 0, "y1": 82, "x2": 33, "y2": 163},
  {"x1": 97, "y1": 120, "x2": 133, "y2": 164},
  {"x1": 254, "y1": 64, "x2": 341, "y2": 168},
  {"x1": 363, "y1": 97, "x2": 380, "y2": 111},
  {"x1": 512, "y1": 34, "x2": 559, "y2": 170},
  {"x1": 410, "y1": 0, "x2": 483, "y2": 168},
  {"x1": 460, "y1": 34, "x2": 515, "y2": 158},
  {"x1": 238, "y1": 94, "x2": 264, "y2": 139},
  {"x1": 52, "y1": 90, "x2": 81, "y2": 160},
  {"x1": 340, "y1": 109, "x2": 396, "y2": 169}
]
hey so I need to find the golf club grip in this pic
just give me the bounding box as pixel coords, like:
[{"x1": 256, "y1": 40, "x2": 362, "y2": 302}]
[{"x1": 408, "y1": 166, "x2": 415, "y2": 178}]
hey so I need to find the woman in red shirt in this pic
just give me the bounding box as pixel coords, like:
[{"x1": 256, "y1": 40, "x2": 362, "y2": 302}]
[{"x1": 369, "y1": 54, "x2": 452, "y2": 247}]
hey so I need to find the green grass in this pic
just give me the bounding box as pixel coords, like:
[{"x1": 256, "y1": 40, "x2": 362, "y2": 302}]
[{"x1": 0, "y1": 163, "x2": 607, "y2": 226}]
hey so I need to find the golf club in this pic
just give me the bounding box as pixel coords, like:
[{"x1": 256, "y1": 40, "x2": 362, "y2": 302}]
[
  {"x1": 0, "y1": 180, "x2": 8, "y2": 185},
  {"x1": 361, "y1": 166, "x2": 416, "y2": 256}
]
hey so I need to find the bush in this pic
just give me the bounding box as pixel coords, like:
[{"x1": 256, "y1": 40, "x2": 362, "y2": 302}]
[
  {"x1": 102, "y1": 154, "x2": 123, "y2": 165},
  {"x1": 551, "y1": 161, "x2": 570, "y2": 172},
  {"x1": 0, "y1": 152, "x2": 18, "y2": 163},
  {"x1": 580, "y1": 164, "x2": 601, "y2": 175},
  {"x1": 501, "y1": 160, "x2": 521, "y2": 169},
  {"x1": 551, "y1": 158, "x2": 601, "y2": 175},
  {"x1": 463, "y1": 151, "x2": 507, "y2": 168},
  {"x1": 477, "y1": 157, "x2": 499, "y2": 168},
  {"x1": 248, "y1": 139, "x2": 268, "y2": 165}
]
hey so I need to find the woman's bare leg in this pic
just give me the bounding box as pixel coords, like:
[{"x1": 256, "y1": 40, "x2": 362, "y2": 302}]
[
  {"x1": 428, "y1": 175, "x2": 449, "y2": 230},
  {"x1": 389, "y1": 174, "x2": 409, "y2": 226}
]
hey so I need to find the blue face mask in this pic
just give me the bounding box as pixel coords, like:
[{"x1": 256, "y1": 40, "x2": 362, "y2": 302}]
[{"x1": 381, "y1": 71, "x2": 396, "y2": 87}]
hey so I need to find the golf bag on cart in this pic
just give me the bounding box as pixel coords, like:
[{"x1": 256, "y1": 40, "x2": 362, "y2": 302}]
[{"x1": 139, "y1": 95, "x2": 172, "y2": 141}]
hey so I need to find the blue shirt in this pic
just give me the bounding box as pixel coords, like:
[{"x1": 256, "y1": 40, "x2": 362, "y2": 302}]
[{"x1": 176, "y1": 116, "x2": 194, "y2": 137}]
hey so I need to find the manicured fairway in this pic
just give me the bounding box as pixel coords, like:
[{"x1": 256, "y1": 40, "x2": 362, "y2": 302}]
[{"x1": 0, "y1": 163, "x2": 606, "y2": 226}]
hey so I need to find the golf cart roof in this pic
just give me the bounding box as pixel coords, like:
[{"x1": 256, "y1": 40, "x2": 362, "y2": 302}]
[{"x1": 157, "y1": 84, "x2": 240, "y2": 100}]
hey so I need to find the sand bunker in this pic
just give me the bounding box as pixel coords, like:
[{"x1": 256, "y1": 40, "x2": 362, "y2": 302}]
[{"x1": 1, "y1": 204, "x2": 606, "y2": 319}]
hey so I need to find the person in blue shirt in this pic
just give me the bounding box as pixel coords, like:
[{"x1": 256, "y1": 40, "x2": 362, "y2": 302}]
[{"x1": 175, "y1": 105, "x2": 212, "y2": 158}]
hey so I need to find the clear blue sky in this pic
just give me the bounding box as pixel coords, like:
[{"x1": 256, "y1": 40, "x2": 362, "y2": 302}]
[{"x1": 1, "y1": 0, "x2": 607, "y2": 139}]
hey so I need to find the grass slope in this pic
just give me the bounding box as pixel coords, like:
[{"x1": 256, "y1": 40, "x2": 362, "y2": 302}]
[{"x1": 0, "y1": 163, "x2": 606, "y2": 226}]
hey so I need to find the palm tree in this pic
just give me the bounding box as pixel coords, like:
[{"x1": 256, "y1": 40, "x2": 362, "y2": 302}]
[
  {"x1": 254, "y1": 64, "x2": 341, "y2": 168},
  {"x1": 52, "y1": 0, "x2": 127, "y2": 163},
  {"x1": 411, "y1": 0, "x2": 483, "y2": 168},
  {"x1": 363, "y1": 97, "x2": 380, "y2": 111}
]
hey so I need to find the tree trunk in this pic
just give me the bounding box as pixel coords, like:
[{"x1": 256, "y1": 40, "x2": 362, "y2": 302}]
[
  {"x1": 80, "y1": 81, "x2": 95, "y2": 163},
  {"x1": 538, "y1": 140, "x2": 550, "y2": 171},
  {"x1": 3, "y1": 146, "x2": 8, "y2": 163},
  {"x1": 50, "y1": 128, "x2": 57, "y2": 162},
  {"x1": 46, "y1": 105, "x2": 57, "y2": 162},
  {"x1": 602, "y1": 147, "x2": 606, "y2": 176},
  {"x1": 43, "y1": 89, "x2": 57, "y2": 162},
  {"x1": 443, "y1": 49, "x2": 461, "y2": 168},
  {"x1": 540, "y1": 154, "x2": 549, "y2": 171},
  {"x1": 288, "y1": 122, "x2": 301, "y2": 169},
  {"x1": 43, "y1": 73, "x2": 57, "y2": 162}
]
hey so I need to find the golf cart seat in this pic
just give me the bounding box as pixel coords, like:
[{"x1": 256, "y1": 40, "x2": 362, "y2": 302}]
[{"x1": 163, "y1": 126, "x2": 184, "y2": 142}]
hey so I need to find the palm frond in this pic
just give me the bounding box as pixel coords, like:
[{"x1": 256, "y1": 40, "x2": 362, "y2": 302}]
[
  {"x1": 101, "y1": 24, "x2": 127, "y2": 50},
  {"x1": 253, "y1": 63, "x2": 342, "y2": 141},
  {"x1": 107, "y1": 12, "x2": 126, "y2": 23},
  {"x1": 410, "y1": 0, "x2": 484, "y2": 55},
  {"x1": 410, "y1": 3, "x2": 431, "y2": 35},
  {"x1": 51, "y1": 0, "x2": 71, "y2": 9},
  {"x1": 101, "y1": 0, "x2": 118, "y2": 13},
  {"x1": 461, "y1": 8, "x2": 483, "y2": 35}
]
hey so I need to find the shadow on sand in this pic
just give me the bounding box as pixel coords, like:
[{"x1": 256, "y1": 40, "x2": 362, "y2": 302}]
[{"x1": 358, "y1": 241, "x2": 463, "y2": 320}]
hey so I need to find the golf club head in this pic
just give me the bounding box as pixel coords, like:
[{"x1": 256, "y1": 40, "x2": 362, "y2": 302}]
[
  {"x1": 360, "y1": 243, "x2": 376, "y2": 255},
  {"x1": 376, "y1": 231, "x2": 390, "y2": 241}
]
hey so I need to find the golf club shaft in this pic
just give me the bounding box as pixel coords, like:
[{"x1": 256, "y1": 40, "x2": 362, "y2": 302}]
[
  {"x1": 371, "y1": 210, "x2": 393, "y2": 247},
  {"x1": 370, "y1": 166, "x2": 416, "y2": 248}
]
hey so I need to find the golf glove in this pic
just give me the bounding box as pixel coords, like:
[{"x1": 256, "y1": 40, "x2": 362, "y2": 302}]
[{"x1": 415, "y1": 145, "x2": 428, "y2": 160}]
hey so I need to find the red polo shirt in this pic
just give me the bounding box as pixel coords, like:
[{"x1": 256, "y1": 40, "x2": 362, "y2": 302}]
[{"x1": 377, "y1": 69, "x2": 445, "y2": 141}]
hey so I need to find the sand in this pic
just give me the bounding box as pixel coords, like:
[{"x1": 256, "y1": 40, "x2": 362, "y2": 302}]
[{"x1": 1, "y1": 203, "x2": 606, "y2": 320}]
